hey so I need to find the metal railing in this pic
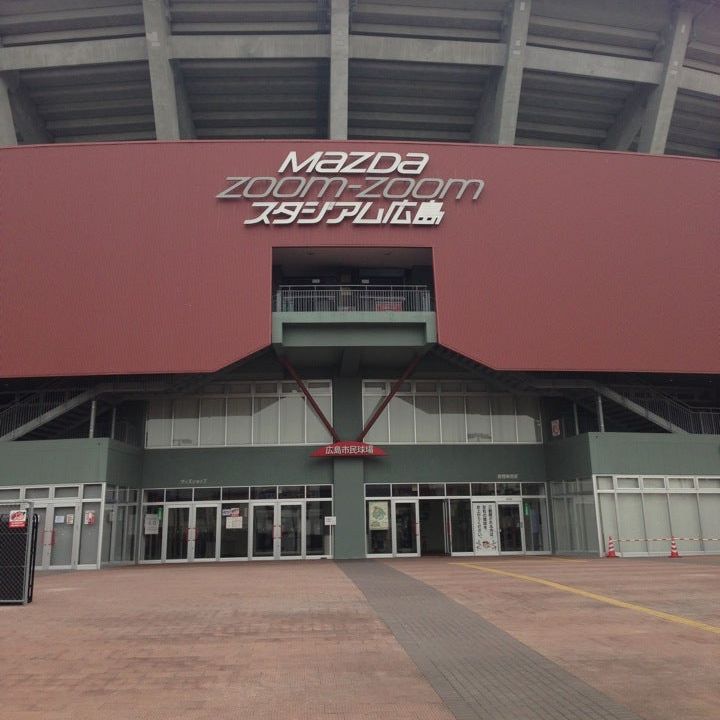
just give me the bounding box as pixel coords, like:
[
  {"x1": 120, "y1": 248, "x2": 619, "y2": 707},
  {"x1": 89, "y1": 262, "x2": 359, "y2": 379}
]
[
  {"x1": 273, "y1": 285, "x2": 434, "y2": 313},
  {"x1": 612, "y1": 386, "x2": 720, "y2": 435}
]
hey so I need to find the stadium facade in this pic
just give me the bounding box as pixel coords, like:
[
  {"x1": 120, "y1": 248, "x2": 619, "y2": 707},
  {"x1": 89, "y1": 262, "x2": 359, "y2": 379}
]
[{"x1": 1, "y1": 0, "x2": 719, "y2": 570}]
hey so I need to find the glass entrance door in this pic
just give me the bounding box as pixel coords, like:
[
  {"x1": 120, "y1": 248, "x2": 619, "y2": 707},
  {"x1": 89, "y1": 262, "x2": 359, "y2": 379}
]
[
  {"x1": 250, "y1": 502, "x2": 306, "y2": 560},
  {"x1": 192, "y1": 504, "x2": 219, "y2": 561},
  {"x1": 49, "y1": 504, "x2": 80, "y2": 568},
  {"x1": 393, "y1": 500, "x2": 419, "y2": 556},
  {"x1": 164, "y1": 505, "x2": 190, "y2": 561},
  {"x1": 279, "y1": 503, "x2": 302, "y2": 558},
  {"x1": 251, "y1": 504, "x2": 275, "y2": 558},
  {"x1": 498, "y1": 503, "x2": 524, "y2": 553}
]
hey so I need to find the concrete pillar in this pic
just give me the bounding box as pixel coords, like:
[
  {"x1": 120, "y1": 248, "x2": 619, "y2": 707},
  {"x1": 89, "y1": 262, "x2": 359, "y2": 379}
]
[
  {"x1": 472, "y1": 0, "x2": 531, "y2": 144},
  {"x1": 0, "y1": 75, "x2": 17, "y2": 145},
  {"x1": 143, "y1": 0, "x2": 182, "y2": 140},
  {"x1": 637, "y1": 9, "x2": 693, "y2": 155},
  {"x1": 329, "y1": 0, "x2": 349, "y2": 140}
]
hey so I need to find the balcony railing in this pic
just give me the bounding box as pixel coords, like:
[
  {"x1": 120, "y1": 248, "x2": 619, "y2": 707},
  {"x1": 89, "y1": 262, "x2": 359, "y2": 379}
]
[{"x1": 273, "y1": 285, "x2": 434, "y2": 313}]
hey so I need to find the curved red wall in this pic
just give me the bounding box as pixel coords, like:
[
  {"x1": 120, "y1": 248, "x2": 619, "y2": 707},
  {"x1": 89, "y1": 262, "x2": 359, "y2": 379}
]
[{"x1": 1, "y1": 140, "x2": 718, "y2": 377}]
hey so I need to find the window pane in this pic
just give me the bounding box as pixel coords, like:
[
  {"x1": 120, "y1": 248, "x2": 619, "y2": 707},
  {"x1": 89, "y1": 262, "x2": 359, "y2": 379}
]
[
  {"x1": 251, "y1": 486, "x2": 277, "y2": 500},
  {"x1": 223, "y1": 487, "x2": 249, "y2": 500},
  {"x1": 516, "y1": 397, "x2": 541, "y2": 442},
  {"x1": 199, "y1": 398, "x2": 226, "y2": 446},
  {"x1": 364, "y1": 382, "x2": 386, "y2": 395},
  {"x1": 306, "y1": 501, "x2": 333, "y2": 556},
  {"x1": 450, "y1": 499, "x2": 472, "y2": 552},
  {"x1": 446, "y1": 483, "x2": 470, "y2": 496},
  {"x1": 367, "y1": 500, "x2": 391, "y2": 554},
  {"x1": 55, "y1": 486, "x2": 78, "y2": 498},
  {"x1": 497, "y1": 483, "x2": 521, "y2": 495},
  {"x1": 389, "y1": 395, "x2": 414, "y2": 442},
  {"x1": 441, "y1": 397, "x2": 465, "y2": 442},
  {"x1": 307, "y1": 394, "x2": 332, "y2": 444},
  {"x1": 83, "y1": 484, "x2": 102, "y2": 499},
  {"x1": 392, "y1": 484, "x2": 418, "y2": 497},
  {"x1": 365, "y1": 484, "x2": 390, "y2": 497},
  {"x1": 146, "y1": 400, "x2": 172, "y2": 447},
  {"x1": 144, "y1": 489, "x2": 164, "y2": 503},
  {"x1": 255, "y1": 383, "x2": 277, "y2": 394},
  {"x1": 253, "y1": 397, "x2": 279, "y2": 445},
  {"x1": 227, "y1": 398, "x2": 252, "y2": 445},
  {"x1": 306, "y1": 485, "x2": 332, "y2": 498},
  {"x1": 472, "y1": 483, "x2": 495, "y2": 496},
  {"x1": 668, "y1": 477, "x2": 694, "y2": 489},
  {"x1": 194, "y1": 487, "x2": 221, "y2": 501},
  {"x1": 617, "y1": 477, "x2": 640, "y2": 489},
  {"x1": 491, "y1": 396, "x2": 516, "y2": 442},
  {"x1": 415, "y1": 395, "x2": 440, "y2": 443},
  {"x1": 643, "y1": 477, "x2": 665, "y2": 489},
  {"x1": 466, "y1": 396, "x2": 491, "y2": 443},
  {"x1": 166, "y1": 488, "x2": 192, "y2": 502},
  {"x1": 279, "y1": 485, "x2": 305, "y2": 499},
  {"x1": 363, "y1": 397, "x2": 388, "y2": 443},
  {"x1": 172, "y1": 399, "x2": 199, "y2": 447},
  {"x1": 279, "y1": 395, "x2": 305, "y2": 444},
  {"x1": 24, "y1": 487, "x2": 48, "y2": 499},
  {"x1": 419, "y1": 483, "x2": 445, "y2": 496},
  {"x1": 522, "y1": 483, "x2": 545, "y2": 496}
]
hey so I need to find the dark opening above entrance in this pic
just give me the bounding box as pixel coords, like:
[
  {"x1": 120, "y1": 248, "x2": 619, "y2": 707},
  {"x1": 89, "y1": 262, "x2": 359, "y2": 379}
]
[{"x1": 272, "y1": 246, "x2": 433, "y2": 288}]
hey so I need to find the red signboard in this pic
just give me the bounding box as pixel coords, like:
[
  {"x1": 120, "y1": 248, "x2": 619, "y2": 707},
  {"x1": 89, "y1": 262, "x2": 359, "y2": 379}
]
[
  {"x1": 8, "y1": 510, "x2": 27, "y2": 529},
  {"x1": 311, "y1": 441, "x2": 386, "y2": 458}
]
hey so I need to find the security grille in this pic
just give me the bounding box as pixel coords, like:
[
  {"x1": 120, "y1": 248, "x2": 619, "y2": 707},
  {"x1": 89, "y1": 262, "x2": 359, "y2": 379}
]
[{"x1": 0, "y1": 509, "x2": 38, "y2": 604}]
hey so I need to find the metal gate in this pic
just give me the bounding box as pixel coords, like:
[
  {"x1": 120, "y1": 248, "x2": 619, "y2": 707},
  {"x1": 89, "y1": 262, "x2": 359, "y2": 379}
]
[{"x1": 0, "y1": 506, "x2": 39, "y2": 604}]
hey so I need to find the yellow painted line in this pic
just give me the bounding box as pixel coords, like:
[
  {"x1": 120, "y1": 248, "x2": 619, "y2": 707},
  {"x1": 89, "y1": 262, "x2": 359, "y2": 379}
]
[{"x1": 452, "y1": 562, "x2": 720, "y2": 635}]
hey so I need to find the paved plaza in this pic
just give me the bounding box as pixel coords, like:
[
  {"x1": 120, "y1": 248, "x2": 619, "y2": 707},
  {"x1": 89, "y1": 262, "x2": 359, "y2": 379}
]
[{"x1": 1, "y1": 557, "x2": 718, "y2": 720}]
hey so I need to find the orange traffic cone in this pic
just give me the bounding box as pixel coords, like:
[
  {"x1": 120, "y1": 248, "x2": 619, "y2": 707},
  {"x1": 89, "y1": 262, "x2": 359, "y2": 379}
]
[
  {"x1": 606, "y1": 536, "x2": 618, "y2": 558},
  {"x1": 669, "y1": 536, "x2": 680, "y2": 558}
]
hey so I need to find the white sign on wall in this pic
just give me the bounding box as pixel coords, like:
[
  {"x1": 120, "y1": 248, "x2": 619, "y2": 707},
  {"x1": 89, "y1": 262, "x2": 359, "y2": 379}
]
[
  {"x1": 472, "y1": 502, "x2": 499, "y2": 555},
  {"x1": 217, "y1": 150, "x2": 485, "y2": 227}
]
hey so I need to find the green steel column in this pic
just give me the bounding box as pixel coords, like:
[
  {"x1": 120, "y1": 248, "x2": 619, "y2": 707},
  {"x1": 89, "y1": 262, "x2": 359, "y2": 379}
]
[{"x1": 331, "y1": 377, "x2": 366, "y2": 559}]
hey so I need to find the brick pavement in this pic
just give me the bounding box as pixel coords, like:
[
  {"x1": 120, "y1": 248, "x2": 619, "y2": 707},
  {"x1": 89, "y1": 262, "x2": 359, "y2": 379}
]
[
  {"x1": 394, "y1": 556, "x2": 720, "y2": 720},
  {"x1": 0, "y1": 562, "x2": 453, "y2": 720},
  {"x1": 340, "y1": 560, "x2": 641, "y2": 720}
]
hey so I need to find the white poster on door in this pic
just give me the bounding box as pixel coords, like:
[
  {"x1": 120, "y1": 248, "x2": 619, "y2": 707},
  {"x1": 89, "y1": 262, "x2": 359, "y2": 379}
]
[
  {"x1": 472, "y1": 502, "x2": 499, "y2": 555},
  {"x1": 144, "y1": 514, "x2": 160, "y2": 535},
  {"x1": 368, "y1": 501, "x2": 389, "y2": 530}
]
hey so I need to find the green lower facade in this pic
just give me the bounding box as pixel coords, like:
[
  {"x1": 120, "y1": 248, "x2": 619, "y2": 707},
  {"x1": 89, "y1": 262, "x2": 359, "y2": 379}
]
[{"x1": 1, "y1": 431, "x2": 719, "y2": 569}]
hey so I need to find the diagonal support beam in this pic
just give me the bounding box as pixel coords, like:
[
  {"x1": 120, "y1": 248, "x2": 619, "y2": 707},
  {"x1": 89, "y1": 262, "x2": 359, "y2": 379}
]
[
  {"x1": 279, "y1": 356, "x2": 340, "y2": 442},
  {"x1": 0, "y1": 74, "x2": 16, "y2": 145},
  {"x1": 601, "y1": 86, "x2": 650, "y2": 151},
  {"x1": 329, "y1": 0, "x2": 349, "y2": 139},
  {"x1": 472, "y1": 0, "x2": 531, "y2": 144},
  {"x1": 4, "y1": 72, "x2": 49, "y2": 143},
  {"x1": 357, "y1": 355, "x2": 422, "y2": 442},
  {"x1": 637, "y1": 9, "x2": 693, "y2": 154}
]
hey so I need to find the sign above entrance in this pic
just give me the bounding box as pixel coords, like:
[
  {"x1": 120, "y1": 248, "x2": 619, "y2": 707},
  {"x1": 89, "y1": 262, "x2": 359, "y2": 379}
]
[
  {"x1": 311, "y1": 441, "x2": 386, "y2": 458},
  {"x1": 217, "y1": 150, "x2": 485, "y2": 227}
]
